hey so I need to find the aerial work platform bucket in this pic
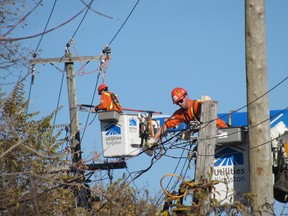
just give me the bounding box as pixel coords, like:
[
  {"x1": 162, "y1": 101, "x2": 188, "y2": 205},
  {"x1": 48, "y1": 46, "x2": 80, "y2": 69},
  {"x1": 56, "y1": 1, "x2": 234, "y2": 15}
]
[{"x1": 99, "y1": 111, "x2": 141, "y2": 158}]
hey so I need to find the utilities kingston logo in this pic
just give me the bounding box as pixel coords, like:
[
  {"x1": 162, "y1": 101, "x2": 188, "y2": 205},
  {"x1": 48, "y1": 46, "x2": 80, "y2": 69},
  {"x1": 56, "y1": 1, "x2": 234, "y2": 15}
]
[
  {"x1": 129, "y1": 117, "x2": 137, "y2": 126},
  {"x1": 214, "y1": 147, "x2": 244, "y2": 167},
  {"x1": 105, "y1": 124, "x2": 121, "y2": 136}
]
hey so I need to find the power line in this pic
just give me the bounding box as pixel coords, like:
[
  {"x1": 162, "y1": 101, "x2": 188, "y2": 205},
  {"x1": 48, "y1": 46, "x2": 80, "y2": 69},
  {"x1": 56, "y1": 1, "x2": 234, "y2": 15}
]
[
  {"x1": 80, "y1": 0, "x2": 117, "y2": 20},
  {"x1": 107, "y1": 0, "x2": 140, "y2": 46},
  {"x1": 71, "y1": 0, "x2": 94, "y2": 40},
  {"x1": 52, "y1": 66, "x2": 65, "y2": 128},
  {"x1": 210, "y1": 74, "x2": 288, "y2": 127},
  {"x1": 0, "y1": 6, "x2": 87, "y2": 42},
  {"x1": 26, "y1": 0, "x2": 58, "y2": 115},
  {"x1": 70, "y1": 0, "x2": 140, "y2": 146},
  {"x1": 22, "y1": 1, "x2": 288, "y2": 209},
  {"x1": 34, "y1": 0, "x2": 58, "y2": 55},
  {"x1": 79, "y1": 71, "x2": 101, "y2": 145}
]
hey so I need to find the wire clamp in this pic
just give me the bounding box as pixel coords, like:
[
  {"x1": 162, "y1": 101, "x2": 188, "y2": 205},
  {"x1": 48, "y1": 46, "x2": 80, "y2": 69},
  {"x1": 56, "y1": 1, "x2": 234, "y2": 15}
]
[
  {"x1": 187, "y1": 150, "x2": 197, "y2": 160},
  {"x1": 189, "y1": 121, "x2": 201, "y2": 130}
]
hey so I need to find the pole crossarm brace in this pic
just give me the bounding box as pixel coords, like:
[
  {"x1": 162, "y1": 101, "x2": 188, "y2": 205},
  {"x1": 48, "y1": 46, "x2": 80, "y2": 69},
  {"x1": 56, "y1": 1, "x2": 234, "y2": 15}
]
[
  {"x1": 85, "y1": 161, "x2": 127, "y2": 171},
  {"x1": 29, "y1": 55, "x2": 104, "y2": 65},
  {"x1": 50, "y1": 161, "x2": 127, "y2": 173}
]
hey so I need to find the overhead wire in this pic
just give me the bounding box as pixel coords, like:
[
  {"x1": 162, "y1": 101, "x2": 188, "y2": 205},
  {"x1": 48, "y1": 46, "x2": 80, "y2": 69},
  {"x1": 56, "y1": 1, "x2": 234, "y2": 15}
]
[
  {"x1": 249, "y1": 106, "x2": 288, "y2": 150},
  {"x1": 107, "y1": 0, "x2": 140, "y2": 46},
  {"x1": 155, "y1": 140, "x2": 195, "y2": 207},
  {"x1": 86, "y1": 1, "x2": 288, "y2": 209},
  {"x1": 22, "y1": 0, "x2": 288, "y2": 209},
  {"x1": 27, "y1": 0, "x2": 58, "y2": 115},
  {"x1": 5, "y1": 1, "x2": 287, "y2": 212},
  {"x1": 79, "y1": 0, "x2": 140, "y2": 87},
  {"x1": 51, "y1": 66, "x2": 66, "y2": 128},
  {"x1": 129, "y1": 90, "x2": 288, "y2": 206},
  {"x1": 70, "y1": 0, "x2": 94, "y2": 40},
  {"x1": 197, "y1": 74, "x2": 288, "y2": 145},
  {"x1": 34, "y1": 0, "x2": 58, "y2": 55},
  {"x1": 94, "y1": 71, "x2": 288, "y2": 209},
  {"x1": 80, "y1": 72, "x2": 101, "y2": 145},
  {"x1": 94, "y1": 94, "x2": 286, "y2": 213},
  {"x1": 72, "y1": 0, "x2": 140, "y2": 93},
  {"x1": 72, "y1": 44, "x2": 100, "y2": 76},
  {"x1": 213, "y1": 74, "x2": 288, "y2": 127},
  {"x1": 80, "y1": 0, "x2": 117, "y2": 20},
  {"x1": 79, "y1": 0, "x2": 141, "y2": 151},
  {"x1": 95, "y1": 154, "x2": 158, "y2": 213},
  {"x1": 198, "y1": 106, "x2": 288, "y2": 157},
  {"x1": 0, "y1": 6, "x2": 88, "y2": 42},
  {"x1": 94, "y1": 131, "x2": 195, "y2": 211},
  {"x1": 59, "y1": 0, "x2": 99, "y2": 148},
  {"x1": 183, "y1": 106, "x2": 288, "y2": 162}
]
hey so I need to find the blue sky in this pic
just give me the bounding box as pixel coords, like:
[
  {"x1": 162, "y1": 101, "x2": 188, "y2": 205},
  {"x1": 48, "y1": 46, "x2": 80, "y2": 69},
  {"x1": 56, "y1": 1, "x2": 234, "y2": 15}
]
[{"x1": 2, "y1": 0, "x2": 288, "y2": 213}]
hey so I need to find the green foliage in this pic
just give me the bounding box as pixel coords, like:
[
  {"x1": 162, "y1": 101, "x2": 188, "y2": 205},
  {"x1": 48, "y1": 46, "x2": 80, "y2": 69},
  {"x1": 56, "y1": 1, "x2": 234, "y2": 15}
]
[{"x1": 0, "y1": 82, "x2": 77, "y2": 215}]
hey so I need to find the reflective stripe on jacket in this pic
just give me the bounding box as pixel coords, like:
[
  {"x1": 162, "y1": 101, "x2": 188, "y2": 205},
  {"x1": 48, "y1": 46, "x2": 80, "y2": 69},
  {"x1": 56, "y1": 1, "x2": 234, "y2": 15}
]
[
  {"x1": 165, "y1": 99, "x2": 227, "y2": 129},
  {"x1": 96, "y1": 92, "x2": 122, "y2": 113}
]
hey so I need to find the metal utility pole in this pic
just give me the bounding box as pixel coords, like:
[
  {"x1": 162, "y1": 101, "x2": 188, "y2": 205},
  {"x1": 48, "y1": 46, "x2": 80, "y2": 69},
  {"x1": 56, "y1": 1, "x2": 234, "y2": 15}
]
[{"x1": 245, "y1": 0, "x2": 274, "y2": 214}]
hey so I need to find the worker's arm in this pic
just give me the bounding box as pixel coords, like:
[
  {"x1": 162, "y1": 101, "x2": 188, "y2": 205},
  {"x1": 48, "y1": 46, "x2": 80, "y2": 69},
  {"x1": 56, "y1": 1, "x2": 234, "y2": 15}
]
[
  {"x1": 153, "y1": 123, "x2": 167, "y2": 142},
  {"x1": 146, "y1": 123, "x2": 168, "y2": 148}
]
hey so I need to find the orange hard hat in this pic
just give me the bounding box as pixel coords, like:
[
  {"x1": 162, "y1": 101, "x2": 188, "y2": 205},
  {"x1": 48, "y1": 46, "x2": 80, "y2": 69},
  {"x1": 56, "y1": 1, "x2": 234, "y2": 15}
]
[
  {"x1": 98, "y1": 83, "x2": 108, "y2": 95},
  {"x1": 171, "y1": 87, "x2": 187, "y2": 104}
]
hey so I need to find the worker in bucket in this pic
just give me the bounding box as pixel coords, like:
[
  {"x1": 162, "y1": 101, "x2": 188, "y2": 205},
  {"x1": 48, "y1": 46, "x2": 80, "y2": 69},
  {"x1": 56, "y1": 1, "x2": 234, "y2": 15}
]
[
  {"x1": 94, "y1": 83, "x2": 123, "y2": 113},
  {"x1": 144, "y1": 87, "x2": 228, "y2": 155}
]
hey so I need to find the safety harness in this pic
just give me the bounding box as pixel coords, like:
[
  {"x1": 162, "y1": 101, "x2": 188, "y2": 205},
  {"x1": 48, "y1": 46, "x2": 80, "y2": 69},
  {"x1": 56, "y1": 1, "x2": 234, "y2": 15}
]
[
  {"x1": 109, "y1": 92, "x2": 122, "y2": 112},
  {"x1": 183, "y1": 100, "x2": 200, "y2": 123}
]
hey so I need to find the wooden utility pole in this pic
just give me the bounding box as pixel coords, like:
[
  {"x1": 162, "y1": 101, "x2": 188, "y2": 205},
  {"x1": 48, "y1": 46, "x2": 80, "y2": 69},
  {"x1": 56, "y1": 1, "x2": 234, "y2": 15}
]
[
  {"x1": 65, "y1": 52, "x2": 81, "y2": 164},
  {"x1": 30, "y1": 54, "x2": 104, "y2": 164},
  {"x1": 245, "y1": 0, "x2": 274, "y2": 214},
  {"x1": 30, "y1": 52, "x2": 127, "y2": 208},
  {"x1": 195, "y1": 100, "x2": 217, "y2": 182},
  {"x1": 195, "y1": 100, "x2": 217, "y2": 215}
]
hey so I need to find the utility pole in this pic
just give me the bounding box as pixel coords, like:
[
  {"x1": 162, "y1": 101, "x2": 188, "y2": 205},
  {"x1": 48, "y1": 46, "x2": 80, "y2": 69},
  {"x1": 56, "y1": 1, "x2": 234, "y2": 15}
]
[
  {"x1": 245, "y1": 0, "x2": 274, "y2": 215},
  {"x1": 30, "y1": 50, "x2": 127, "y2": 208},
  {"x1": 30, "y1": 54, "x2": 103, "y2": 165},
  {"x1": 195, "y1": 100, "x2": 217, "y2": 215},
  {"x1": 65, "y1": 52, "x2": 81, "y2": 164},
  {"x1": 195, "y1": 100, "x2": 217, "y2": 182}
]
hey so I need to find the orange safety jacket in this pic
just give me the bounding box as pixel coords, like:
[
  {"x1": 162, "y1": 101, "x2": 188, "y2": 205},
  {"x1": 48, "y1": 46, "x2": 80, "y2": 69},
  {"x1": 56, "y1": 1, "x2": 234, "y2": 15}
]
[
  {"x1": 165, "y1": 99, "x2": 228, "y2": 129},
  {"x1": 95, "y1": 91, "x2": 122, "y2": 113}
]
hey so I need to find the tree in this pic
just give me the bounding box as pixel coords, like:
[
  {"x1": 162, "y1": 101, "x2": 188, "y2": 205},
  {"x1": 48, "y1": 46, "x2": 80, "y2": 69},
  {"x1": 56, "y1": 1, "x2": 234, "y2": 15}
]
[
  {"x1": 91, "y1": 173, "x2": 160, "y2": 216},
  {"x1": 0, "y1": 1, "x2": 36, "y2": 77},
  {"x1": 0, "y1": 82, "x2": 79, "y2": 215},
  {"x1": 0, "y1": 83, "x2": 162, "y2": 215}
]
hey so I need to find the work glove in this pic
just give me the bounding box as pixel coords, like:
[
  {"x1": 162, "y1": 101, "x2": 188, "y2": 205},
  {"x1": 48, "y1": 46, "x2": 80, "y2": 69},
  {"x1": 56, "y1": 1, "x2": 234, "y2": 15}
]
[
  {"x1": 146, "y1": 137, "x2": 156, "y2": 148},
  {"x1": 94, "y1": 106, "x2": 99, "y2": 112},
  {"x1": 143, "y1": 137, "x2": 156, "y2": 157}
]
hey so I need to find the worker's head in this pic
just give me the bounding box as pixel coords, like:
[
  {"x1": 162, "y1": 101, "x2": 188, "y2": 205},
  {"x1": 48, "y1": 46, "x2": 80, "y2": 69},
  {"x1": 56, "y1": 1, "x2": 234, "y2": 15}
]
[
  {"x1": 98, "y1": 83, "x2": 108, "y2": 95},
  {"x1": 171, "y1": 87, "x2": 189, "y2": 108}
]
